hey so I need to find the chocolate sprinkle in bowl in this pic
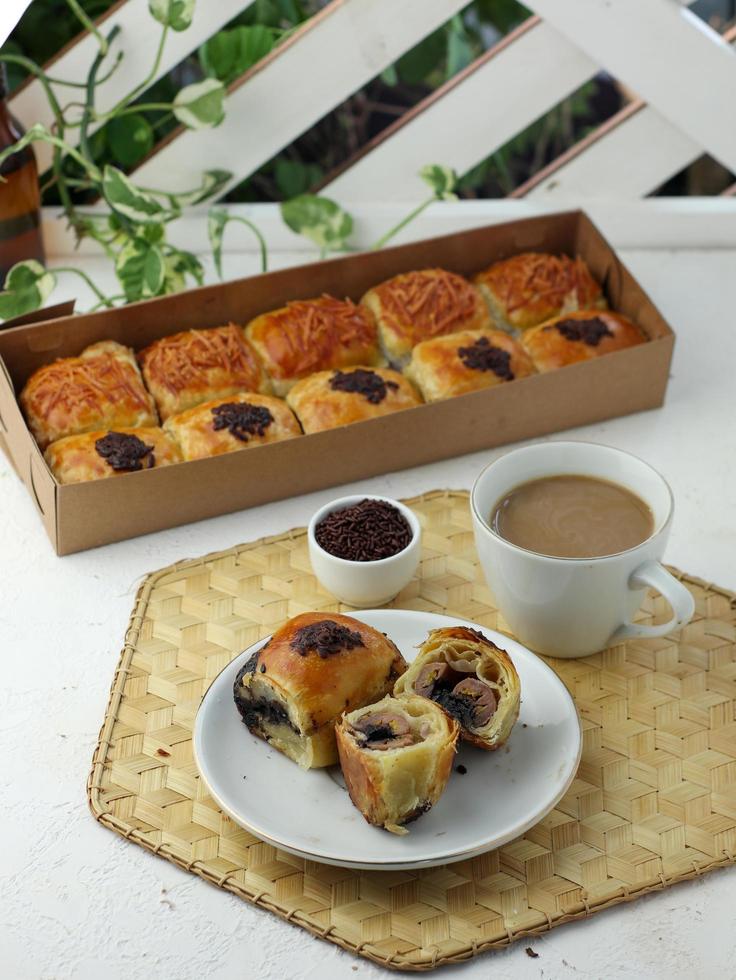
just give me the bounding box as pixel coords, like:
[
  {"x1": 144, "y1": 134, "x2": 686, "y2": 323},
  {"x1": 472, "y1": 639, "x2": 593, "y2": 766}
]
[{"x1": 308, "y1": 494, "x2": 421, "y2": 607}]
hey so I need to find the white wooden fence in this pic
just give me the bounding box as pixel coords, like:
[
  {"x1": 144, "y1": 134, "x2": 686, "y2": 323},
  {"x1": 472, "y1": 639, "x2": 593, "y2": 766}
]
[{"x1": 8, "y1": 0, "x2": 736, "y2": 207}]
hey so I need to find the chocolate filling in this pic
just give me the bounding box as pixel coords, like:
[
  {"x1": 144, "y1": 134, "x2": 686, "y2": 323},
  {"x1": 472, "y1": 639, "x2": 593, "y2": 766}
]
[
  {"x1": 432, "y1": 688, "x2": 481, "y2": 730},
  {"x1": 329, "y1": 369, "x2": 398, "y2": 405},
  {"x1": 211, "y1": 401, "x2": 274, "y2": 442},
  {"x1": 457, "y1": 337, "x2": 514, "y2": 379},
  {"x1": 555, "y1": 316, "x2": 612, "y2": 346},
  {"x1": 291, "y1": 620, "x2": 364, "y2": 658},
  {"x1": 402, "y1": 800, "x2": 433, "y2": 825},
  {"x1": 95, "y1": 431, "x2": 155, "y2": 471}
]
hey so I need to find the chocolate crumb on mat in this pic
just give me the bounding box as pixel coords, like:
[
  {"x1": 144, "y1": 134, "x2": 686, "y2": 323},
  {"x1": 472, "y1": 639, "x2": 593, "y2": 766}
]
[
  {"x1": 525, "y1": 947, "x2": 539, "y2": 958},
  {"x1": 315, "y1": 498, "x2": 412, "y2": 561},
  {"x1": 456, "y1": 764, "x2": 468, "y2": 775}
]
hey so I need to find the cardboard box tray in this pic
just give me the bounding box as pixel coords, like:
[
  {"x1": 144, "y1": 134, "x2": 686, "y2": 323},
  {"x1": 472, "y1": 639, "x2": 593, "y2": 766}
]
[{"x1": 0, "y1": 211, "x2": 675, "y2": 555}]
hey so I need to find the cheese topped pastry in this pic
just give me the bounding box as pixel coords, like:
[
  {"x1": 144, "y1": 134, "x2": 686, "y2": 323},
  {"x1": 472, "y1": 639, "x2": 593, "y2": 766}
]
[
  {"x1": 44, "y1": 427, "x2": 180, "y2": 484},
  {"x1": 137, "y1": 323, "x2": 269, "y2": 420},
  {"x1": 164, "y1": 392, "x2": 301, "y2": 461},
  {"x1": 245, "y1": 294, "x2": 382, "y2": 396},
  {"x1": 474, "y1": 252, "x2": 606, "y2": 332},
  {"x1": 521, "y1": 310, "x2": 646, "y2": 373},
  {"x1": 361, "y1": 268, "x2": 492, "y2": 364},
  {"x1": 405, "y1": 328, "x2": 535, "y2": 402},
  {"x1": 20, "y1": 340, "x2": 158, "y2": 450},
  {"x1": 286, "y1": 366, "x2": 421, "y2": 434},
  {"x1": 233, "y1": 612, "x2": 407, "y2": 769},
  {"x1": 336, "y1": 694, "x2": 459, "y2": 835}
]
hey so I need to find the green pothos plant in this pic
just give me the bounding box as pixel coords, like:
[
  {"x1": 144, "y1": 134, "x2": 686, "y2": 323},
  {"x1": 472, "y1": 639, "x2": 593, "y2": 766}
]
[{"x1": 0, "y1": 0, "x2": 458, "y2": 322}]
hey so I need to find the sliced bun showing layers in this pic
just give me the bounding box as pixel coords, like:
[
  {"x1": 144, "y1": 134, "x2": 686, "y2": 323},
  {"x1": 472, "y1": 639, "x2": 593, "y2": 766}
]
[
  {"x1": 233, "y1": 613, "x2": 407, "y2": 769},
  {"x1": 394, "y1": 626, "x2": 520, "y2": 750},
  {"x1": 336, "y1": 693, "x2": 459, "y2": 835}
]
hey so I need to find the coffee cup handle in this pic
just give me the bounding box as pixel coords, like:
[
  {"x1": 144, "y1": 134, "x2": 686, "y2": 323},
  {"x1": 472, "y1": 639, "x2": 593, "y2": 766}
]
[{"x1": 609, "y1": 560, "x2": 695, "y2": 644}]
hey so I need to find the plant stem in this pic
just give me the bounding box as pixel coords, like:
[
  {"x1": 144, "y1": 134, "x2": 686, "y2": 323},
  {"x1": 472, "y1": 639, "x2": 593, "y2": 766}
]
[
  {"x1": 225, "y1": 216, "x2": 269, "y2": 272},
  {"x1": 79, "y1": 25, "x2": 121, "y2": 166},
  {"x1": 106, "y1": 25, "x2": 168, "y2": 117},
  {"x1": 370, "y1": 197, "x2": 433, "y2": 250},
  {"x1": 65, "y1": 0, "x2": 108, "y2": 54},
  {"x1": 52, "y1": 267, "x2": 115, "y2": 307},
  {"x1": 110, "y1": 102, "x2": 175, "y2": 118}
]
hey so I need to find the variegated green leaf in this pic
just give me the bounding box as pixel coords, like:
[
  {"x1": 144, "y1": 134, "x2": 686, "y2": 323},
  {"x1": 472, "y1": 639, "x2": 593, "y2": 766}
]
[
  {"x1": 419, "y1": 164, "x2": 458, "y2": 201},
  {"x1": 280, "y1": 194, "x2": 353, "y2": 251},
  {"x1": 0, "y1": 261, "x2": 56, "y2": 321},
  {"x1": 148, "y1": 0, "x2": 195, "y2": 31},
  {"x1": 173, "y1": 79, "x2": 226, "y2": 130},
  {"x1": 102, "y1": 166, "x2": 169, "y2": 224}
]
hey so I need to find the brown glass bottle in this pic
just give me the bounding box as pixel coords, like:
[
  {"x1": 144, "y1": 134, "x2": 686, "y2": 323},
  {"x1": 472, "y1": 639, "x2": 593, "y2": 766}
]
[{"x1": 0, "y1": 65, "x2": 45, "y2": 288}]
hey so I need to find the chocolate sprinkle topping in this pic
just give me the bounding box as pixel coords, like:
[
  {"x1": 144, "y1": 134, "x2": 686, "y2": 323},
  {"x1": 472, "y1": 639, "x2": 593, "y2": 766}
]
[
  {"x1": 555, "y1": 316, "x2": 612, "y2": 346},
  {"x1": 291, "y1": 620, "x2": 365, "y2": 658},
  {"x1": 211, "y1": 401, "x2": 273, "y2": 442},
  {"x1": 95, "y1": 432, "x2": 155, "y2": 472},
  {"x1": 315, "y1": 498, "x2": 412, "y2": 562},
  {"x1": 457, "y1": 337, "x2": 513, "y2": 380},
  {"x1": 329, "y1": 368, "x2": 398, "y2": 404}
]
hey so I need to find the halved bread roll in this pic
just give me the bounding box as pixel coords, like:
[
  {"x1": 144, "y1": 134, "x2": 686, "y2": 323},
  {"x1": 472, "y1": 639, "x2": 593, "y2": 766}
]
[
  {"x1": 394, "y1": 626, "x2": 520, "y2": 750},
  {"x1": 336, "y1": 693, "x2": 459, "y2": 834},
  {"x1": 233, "y1": 613, "x2": 407, "y2": 769}
]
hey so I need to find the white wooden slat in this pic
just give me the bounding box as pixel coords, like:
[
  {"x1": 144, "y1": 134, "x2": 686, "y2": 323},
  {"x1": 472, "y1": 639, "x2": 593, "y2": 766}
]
[
  {"x1": 323, "y1": 19, "x2": 598, "y2": 203},
  {"x1": 131, "y1": 0, "x2": 470, "y2": 197},
  {"x1": 522, "y1": 104, "x2": 700, "y2": 200},
  {"x1": 1, "y1": 1, "x2": 32, "y2": 49},
  {"x1": 8, "y1": 0, "x2": 251, "y2": 174},
  {"x1": 527, "y1": 0, "x2": 736, "y2": 174},
  {"x1": 521, "y1": 23, "x2": 736, "y2": 201},
  {"x1": 40, "y1": 199, "x2": 736, "y2": 258}
]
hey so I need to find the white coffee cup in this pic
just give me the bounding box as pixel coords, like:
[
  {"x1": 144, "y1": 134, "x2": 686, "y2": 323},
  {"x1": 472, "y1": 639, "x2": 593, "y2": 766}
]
[{"x1": 470, "y1": 441, "x2": 694, "y2": 658}]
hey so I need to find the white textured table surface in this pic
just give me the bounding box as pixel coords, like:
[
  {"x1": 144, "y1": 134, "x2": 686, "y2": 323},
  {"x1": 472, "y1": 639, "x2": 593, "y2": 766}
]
[{"x1": 2, "y1": 244, "x2": 735, "y2": 980}]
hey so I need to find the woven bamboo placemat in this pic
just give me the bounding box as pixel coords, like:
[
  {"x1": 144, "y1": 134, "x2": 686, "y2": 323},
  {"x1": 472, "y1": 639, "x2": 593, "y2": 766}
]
[{"x1": 88, "y1": 490, "x2": 736, "y2": 971}]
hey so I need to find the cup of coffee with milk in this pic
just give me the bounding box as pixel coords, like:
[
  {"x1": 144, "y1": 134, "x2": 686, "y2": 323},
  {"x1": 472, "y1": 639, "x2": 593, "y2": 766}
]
[{"x1": 471, "y1": 441, "x2": 694, "y2": 658}]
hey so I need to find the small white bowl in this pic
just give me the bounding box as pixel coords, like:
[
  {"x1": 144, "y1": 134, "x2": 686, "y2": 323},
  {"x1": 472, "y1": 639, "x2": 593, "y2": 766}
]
[{"x1": 308, "y1": 494, "x2": 421, "y2": 606}]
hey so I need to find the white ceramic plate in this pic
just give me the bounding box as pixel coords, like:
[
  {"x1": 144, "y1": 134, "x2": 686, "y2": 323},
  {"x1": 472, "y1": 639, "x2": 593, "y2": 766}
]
[{"x1": 193, "y1": 610, "x2": 582, "y2": 870}]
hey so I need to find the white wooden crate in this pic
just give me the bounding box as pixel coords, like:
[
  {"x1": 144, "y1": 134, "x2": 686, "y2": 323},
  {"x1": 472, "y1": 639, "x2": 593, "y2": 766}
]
[{"x1": 6, "y1": 0, "x2": 736, "y2": 207}]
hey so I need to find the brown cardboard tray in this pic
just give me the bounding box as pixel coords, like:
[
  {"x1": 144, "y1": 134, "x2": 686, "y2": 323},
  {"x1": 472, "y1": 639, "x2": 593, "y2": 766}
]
[{"x1": 0, "y1": 211, "x2": 674, "y2": 554}]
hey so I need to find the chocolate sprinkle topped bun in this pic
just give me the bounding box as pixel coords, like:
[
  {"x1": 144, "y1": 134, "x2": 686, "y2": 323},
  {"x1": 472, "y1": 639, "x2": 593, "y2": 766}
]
[
  {"x1": 44, "y1": 426, "x2": 180, "y2": 484},
  {"x1": 163, "y1": 392, "x2": 300, "y2": 461},
  {"x1": 395, "y1": 626, "x2": 520, "y2": 751},
  {"x1": 336, "y1": 693, "x2": 459, "y2": 834},
  {"x1": 405, "y1": 328, "x2": 535, "y2": 402},
  {"x1": 286, "y1": 366, "x2": 421, "y2": 434},
  {"x1": 233, "y1": 612, "x2": 407, "y2": 769},
  {"x1": 521, "y1": 310, "x2": 646, "y2": 374}
]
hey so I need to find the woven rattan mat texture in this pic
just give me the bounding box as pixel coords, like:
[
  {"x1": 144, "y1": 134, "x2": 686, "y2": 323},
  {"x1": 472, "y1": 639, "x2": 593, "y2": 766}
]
[{"x1": 88, "y1": 490, "x2": 736, "y2": 971}]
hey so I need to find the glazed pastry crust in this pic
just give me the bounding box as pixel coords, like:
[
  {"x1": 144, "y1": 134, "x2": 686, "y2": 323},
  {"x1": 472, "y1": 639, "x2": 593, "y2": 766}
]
[
  {"x1": 286, "y1": 366, "x2": 421, "y2": 434},
  {"x1": 405, "y1": 328, "x2": 535, "y2": 402},
  {"x1": 521, "y1": 310, "x2": 646, "y2": 373},
  {"x1": 233, "y1": 613, "x2": 407, "y2": 769},
  {"x1": 20, "y1": 340, "x2": 158, "y2": 449},
  {"x1": 245, "y1": 295, "x2": 383, "y2": 396},
  {"x1": 137, "y1": 324, "x2": 270, "y2": 420},
  {"x1": 394, "y1": 626, "x2": 520, "y2": 751},
  {"x1": 474, "y1": 253, "x2": 606, "y2": 332},
  {"x1": 361, "y1": 268, "x2": 492, "y2": 364},
  {"x1": 336, "y1": 693, "x2": 459, "y2": 835},
  {"x1": 44, "y1": 427, "x2": 180, "y2": 484},
  {"x1": 163, "y1": 392, "x2": 301, "y2": 461}
]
